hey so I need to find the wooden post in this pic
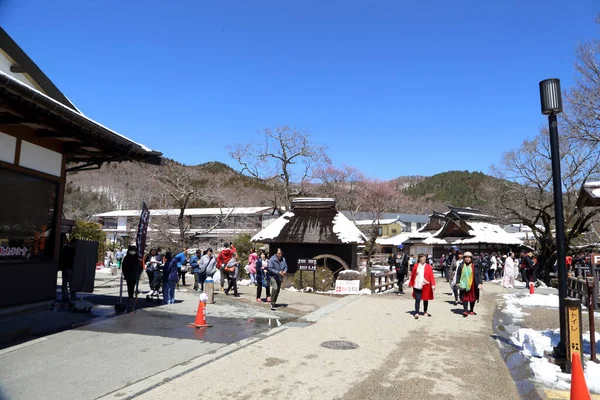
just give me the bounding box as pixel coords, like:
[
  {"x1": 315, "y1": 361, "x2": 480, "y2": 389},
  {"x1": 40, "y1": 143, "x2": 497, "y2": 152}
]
[
  {"x1": 565, "y1": 298, "x2": 583, "y2": 373},
  {"x1": 587, "y1": 277, "x2": 597, "y2": 363},
  {"x1": 371, "y1": 273, "x2": 375, "y2": 294},
  {"x1": 300, "y1": 270, "x2": 303, "y2": 289}
]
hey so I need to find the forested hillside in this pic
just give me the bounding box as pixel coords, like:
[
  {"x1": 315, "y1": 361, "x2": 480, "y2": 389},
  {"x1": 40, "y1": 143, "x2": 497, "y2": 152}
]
[{"x1": 403, "y1": 171, "x2": 496, "y2": 208}]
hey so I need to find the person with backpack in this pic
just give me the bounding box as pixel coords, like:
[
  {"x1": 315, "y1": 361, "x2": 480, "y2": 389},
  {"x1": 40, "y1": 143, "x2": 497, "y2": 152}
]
[
  {"x1": 190, "y1": 249, "x2": 202, "y2": 292},
  {"x1": 387, "y1": 253, "x2": 395, "y2": 272},
  {"x1": 395, "y1": 252, "x2": 409, "y2": 295}
]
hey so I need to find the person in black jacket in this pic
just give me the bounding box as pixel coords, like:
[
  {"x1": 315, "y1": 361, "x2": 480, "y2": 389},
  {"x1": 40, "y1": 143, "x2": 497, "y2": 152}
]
[
  {"x1": 58, "y1": 237, "x2": 76, "y2": 302},
  {"x1": 522, "y1": 251, "x2": 535, "y2": 287},
  {"x1": 395, "y1": 252, "x2": 409, "y2": 295},
  {"x1": 121, "y1": 245, "x2": 140, "y2": 307}
]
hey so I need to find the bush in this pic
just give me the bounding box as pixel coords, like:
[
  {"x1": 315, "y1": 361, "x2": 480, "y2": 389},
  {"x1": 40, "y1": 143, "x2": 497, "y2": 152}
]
[{"x1": 71, "y1": 220, "x2": 105, "y2": 263}]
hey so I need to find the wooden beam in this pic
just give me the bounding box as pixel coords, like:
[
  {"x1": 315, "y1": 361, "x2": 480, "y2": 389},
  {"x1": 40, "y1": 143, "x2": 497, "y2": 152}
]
[
  {"x1": 0, "y1": 114, "x2": 25, "y2": 125},
  {"x1": 10, "y1": 64, "x2": 27, "y2": 73}
]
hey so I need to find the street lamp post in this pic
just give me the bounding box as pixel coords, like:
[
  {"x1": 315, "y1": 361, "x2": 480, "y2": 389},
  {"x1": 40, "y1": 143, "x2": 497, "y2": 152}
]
[{"x1": 539, "y1": 78, "x2": 568, "y2": 361}]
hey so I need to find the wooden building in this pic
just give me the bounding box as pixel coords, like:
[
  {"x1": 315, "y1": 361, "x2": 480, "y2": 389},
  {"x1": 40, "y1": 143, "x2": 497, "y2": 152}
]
[
  {"x1": 251, "y1": 198, "x2": 366, "y2": 273},
  {"x1": 0, "y1": 28, "x2": 162, "y2": 308}
]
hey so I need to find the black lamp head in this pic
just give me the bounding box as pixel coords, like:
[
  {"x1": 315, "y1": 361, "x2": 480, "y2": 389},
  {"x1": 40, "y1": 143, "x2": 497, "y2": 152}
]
[{"x1": 539, "y1": 78, "x2": 563, "y2": 115}]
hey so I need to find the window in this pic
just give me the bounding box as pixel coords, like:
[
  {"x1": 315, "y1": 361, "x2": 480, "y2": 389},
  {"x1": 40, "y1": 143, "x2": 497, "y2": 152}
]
[
  {"x1": 391, "y1": 228, "x2": 397, "y2": 234},
  {"x1": 377, "y1": 227, "x2": 383, "y2": 236},
  {"x1": 0, "y1": 167, "x2": 58, "y2": 262},
  {"x1": 417, "y1": 222, "x2": 425, "y2": 230},
  {"x1": 103, "y1": 219, "x2": 118, "y2": 229}
]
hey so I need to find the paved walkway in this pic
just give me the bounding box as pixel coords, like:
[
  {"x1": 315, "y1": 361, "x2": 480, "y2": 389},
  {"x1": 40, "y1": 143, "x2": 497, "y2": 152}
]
[{"x1": 137, "y1": 283, "x2": 520, "y2": 400}]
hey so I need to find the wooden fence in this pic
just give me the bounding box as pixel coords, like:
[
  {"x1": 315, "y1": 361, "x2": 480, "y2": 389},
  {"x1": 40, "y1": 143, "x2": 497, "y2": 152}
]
[{"x1": 370, "y1": 271, "x2": 398, "y2": 294}]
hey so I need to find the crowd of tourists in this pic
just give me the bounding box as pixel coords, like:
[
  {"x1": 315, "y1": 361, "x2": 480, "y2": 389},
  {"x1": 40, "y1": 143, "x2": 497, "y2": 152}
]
[
  {"x1": 106, "y1": 243, "x2": 288, "y2": 312},
  {"x1": 385, "y1": 246, "x2": 575, "y2": 319}
]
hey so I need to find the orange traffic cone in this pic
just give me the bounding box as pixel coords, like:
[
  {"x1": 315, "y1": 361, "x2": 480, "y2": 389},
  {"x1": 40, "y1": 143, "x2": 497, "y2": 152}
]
[
  {"x1": 529, "y1": 282, "x2": 535, "y2": 295},
  {"x1": 570, "y1": 353, "x2": 591, "y2": 400},
  {"x1": 188, "y1": 301, "x2": 212, "y2": 328}
]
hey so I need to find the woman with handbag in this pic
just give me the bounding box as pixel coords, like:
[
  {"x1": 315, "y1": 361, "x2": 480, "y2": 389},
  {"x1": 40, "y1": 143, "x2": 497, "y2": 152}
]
[
  {"x1": 224, "y1": 253, "x2": 240, "y2": 297},
  {"x1": 255, "y1": 252, "x2": 271, "y2": 303}
]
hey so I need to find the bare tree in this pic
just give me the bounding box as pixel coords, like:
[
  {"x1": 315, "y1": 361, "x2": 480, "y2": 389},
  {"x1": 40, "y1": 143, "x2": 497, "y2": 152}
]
[
  {"x1": 229, "y1": 126, "x2": 330, "y2": 213},
  {"x1": 564, "y1": 15, "x2": 600, "y2": 147},
  {"x1": 314, "y1": 165, "x2": 365, "y2": 219},
  {"x1": 488, "y1": 129, "x2": 600, "y2": 282},
  {"x1": 358, "y1": 180, "x2": 400, "y2": 269}
]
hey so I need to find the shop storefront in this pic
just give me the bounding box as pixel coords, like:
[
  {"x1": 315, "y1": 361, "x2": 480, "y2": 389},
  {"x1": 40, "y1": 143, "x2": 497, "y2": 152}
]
[{"x1": 0, "y1": 27, "x2": 162, "y2": 308}]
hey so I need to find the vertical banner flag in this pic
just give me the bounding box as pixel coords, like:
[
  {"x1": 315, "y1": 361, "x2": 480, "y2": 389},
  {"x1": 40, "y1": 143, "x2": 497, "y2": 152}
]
[{"x1": 136, "y1": 202, "x2": 150, "y2": 261}]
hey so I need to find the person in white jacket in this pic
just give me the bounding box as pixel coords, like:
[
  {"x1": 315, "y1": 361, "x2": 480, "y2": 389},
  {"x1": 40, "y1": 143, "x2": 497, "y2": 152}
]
[
  {"x1": 501, "y1": 252, "x2": 516, "y2": 288},
  {"x1": 489, "y1": 253, "x2": 498, "y2": 281}
]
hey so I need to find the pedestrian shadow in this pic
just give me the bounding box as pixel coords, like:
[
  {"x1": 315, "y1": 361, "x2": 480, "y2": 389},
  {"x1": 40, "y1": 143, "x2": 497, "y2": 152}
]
[{"x1": 450, "y1": 308, "x2": 466, "y2": 315}]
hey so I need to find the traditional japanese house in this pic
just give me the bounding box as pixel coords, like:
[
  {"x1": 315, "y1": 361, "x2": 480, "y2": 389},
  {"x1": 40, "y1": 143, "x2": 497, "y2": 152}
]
[
  {"x1": 251, "y1": 198, "x2": 366, "y2": 273},
  {"x1": 0, "y1": 28, "x2": 162, "y2": 308}
]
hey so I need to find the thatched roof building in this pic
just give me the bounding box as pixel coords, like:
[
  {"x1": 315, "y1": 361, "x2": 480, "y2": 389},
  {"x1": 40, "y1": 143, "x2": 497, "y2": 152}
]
[{"x1": 252, "y1": 198, "x2": 366, "y2": 273}]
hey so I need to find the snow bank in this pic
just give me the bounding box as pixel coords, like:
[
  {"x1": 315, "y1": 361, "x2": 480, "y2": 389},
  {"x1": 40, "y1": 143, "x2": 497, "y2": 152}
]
[
  {"x1": 285, "y1": 286, "x2": 299, "y2": 292},
  {"x1": 509, "y1": 327, "x2": 600, "y2": 394},
  {"x1": 238, "y1": 279, "x2": 251, "y2": 286},
  {"x1": 503, "y1": 293, "x2": 559, "y2": 321},
  {"x1": 511, "y1": 328, "x2": 555, "y2": 357}
]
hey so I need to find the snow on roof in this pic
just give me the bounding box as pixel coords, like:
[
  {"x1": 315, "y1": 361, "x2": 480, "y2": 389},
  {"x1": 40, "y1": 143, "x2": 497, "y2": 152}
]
[
  {"x1": 354, "y1": 218, "x2": 406, "y2": 227},
  {"x1": 332, "y1": 212, "x2": 368, "y2": 244},
  {"x1": 452, "y1": 222, "x2": 523, "y2": 245},
  {"x1": 95, "y1": 207, "x2": 274, "y2": 218},
  {"x1": 584, "y1": 181, "x2": 600, "y2": 187},
  {"x1": 251, "y1": 212, "x2": 294, "y2": 241},
  {"x1": 292, "y1": 197, "x2": 335, "y2": 203},
  {"x1": 423, "y1": 235, "x2": 449, "y2": 245},
  {"x1": 0, "y1": 69, "x2": 156, "y2": 153},
  {"x1": 376, "y1": 233, "x2": 412, "y2": 246}
]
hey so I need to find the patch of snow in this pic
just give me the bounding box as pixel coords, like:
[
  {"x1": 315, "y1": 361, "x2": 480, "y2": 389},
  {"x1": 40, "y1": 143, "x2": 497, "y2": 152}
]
[
  {"x1": 503, "y1": 293, "x2": 559, "y2": 321},
  {"x1": 585, "y1": 360, "x2": 600, "y2": 393},
  {"x1": 529, "y1": 357, "x2": 570, "y2": 390},
  {"x1": 251, "y1": 212, "x2": 294, "y2": 241},
  {"x1": 509, "y1": 327, "x2": 600, "y2": 394},
  {"x1": 511, "y1": 328, "x2": 555, "y2": 357},
  {"x1": 332, "y1": 212, "x2": 367, "y2": 244},
  {"x1": 285, "y1": 286, "x2": 299, "y2": 292},
  {"x1": 359, "y1": 288, "x2": 372, "y2": 295},
  {"x1": 238, "y1": 279, "x2": 251, "y2": 286}
]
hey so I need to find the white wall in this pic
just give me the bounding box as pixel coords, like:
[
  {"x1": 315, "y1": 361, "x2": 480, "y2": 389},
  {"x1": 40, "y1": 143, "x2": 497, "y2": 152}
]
[
  {"x1": 0, "y1": 131, "x2": 16, "y2": 163},
  {"x1": 0, "y1": 51, "x2": 42, "y2": 90},
  {"x1": 19, "y1": 140, "x2": 62, "y2": 177}
]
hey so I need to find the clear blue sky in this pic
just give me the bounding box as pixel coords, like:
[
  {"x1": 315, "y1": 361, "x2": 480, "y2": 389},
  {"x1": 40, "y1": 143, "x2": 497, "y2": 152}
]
[{"x1": 1, "y1": 0, "x2": 598, "y2": 179}]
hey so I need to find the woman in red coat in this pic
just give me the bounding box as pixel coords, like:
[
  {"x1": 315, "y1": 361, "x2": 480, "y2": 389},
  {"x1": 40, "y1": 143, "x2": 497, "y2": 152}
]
[{"x1": 408, "y1": 253, "x2": 436, "y2": 319}]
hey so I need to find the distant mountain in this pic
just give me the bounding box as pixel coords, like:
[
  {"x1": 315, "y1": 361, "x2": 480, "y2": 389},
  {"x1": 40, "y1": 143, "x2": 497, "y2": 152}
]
[{"x1": 402, "y1": 170, "x2": 496, "y2": 208}]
